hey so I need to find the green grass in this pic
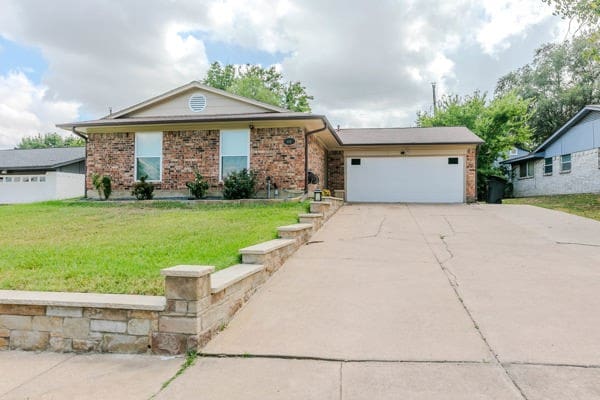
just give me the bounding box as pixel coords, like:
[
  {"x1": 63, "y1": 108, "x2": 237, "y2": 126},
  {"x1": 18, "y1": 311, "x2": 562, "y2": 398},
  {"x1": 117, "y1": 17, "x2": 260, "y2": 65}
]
[
  {"x1": 504, "y1": 193, "x2": 600, "y2": 222},
  {"x1": 0, "y1": 200, "x2": 308, "y2": 295}
]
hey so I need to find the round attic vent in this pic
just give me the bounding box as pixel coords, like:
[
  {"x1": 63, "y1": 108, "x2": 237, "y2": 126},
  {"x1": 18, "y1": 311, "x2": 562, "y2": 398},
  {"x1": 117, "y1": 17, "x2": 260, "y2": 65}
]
[{"x1": 188, "y1": 94, "x2": 207, "y2": 112}]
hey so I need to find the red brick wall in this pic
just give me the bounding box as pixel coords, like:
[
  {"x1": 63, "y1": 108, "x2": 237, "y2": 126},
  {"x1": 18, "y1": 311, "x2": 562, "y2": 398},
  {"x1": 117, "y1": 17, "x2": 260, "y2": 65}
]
[
  {"x1": 466, "y1": 146, "x2": 477, "y2": 202},
  {"x1": 327, "y1": 150, "x2": 344, "y2": 191},
  {"x1": 162, "y1": 130, "x2": 220, "y2": 190},
  {"x1": 251, "y1": 127, "x2": 305, "y2": 190},
  {"x1": 86, "y1": 127, "x2": 309, "y2": 194},
  {"x1": 307, "y1": 135, "x2": 327, "y2": 192},
  {"x1": 86, "y1": 132, "x2": 134, "y2": 192}
]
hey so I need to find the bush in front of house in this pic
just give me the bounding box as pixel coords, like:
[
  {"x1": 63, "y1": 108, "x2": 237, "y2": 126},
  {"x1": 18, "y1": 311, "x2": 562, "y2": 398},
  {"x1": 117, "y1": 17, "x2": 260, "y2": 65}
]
[
  {"x1": 132, "y1": 175, "x2": 155, "y2": 200},
  {"x1": 186, "y1": 171, "x2": 210, "y2": 199},
  {"x1": 222, "y1": 169, "x2": 257, "y2": 200},
  {"x1": 91, "y1": 173, "x2": 112, "y2": 200}
]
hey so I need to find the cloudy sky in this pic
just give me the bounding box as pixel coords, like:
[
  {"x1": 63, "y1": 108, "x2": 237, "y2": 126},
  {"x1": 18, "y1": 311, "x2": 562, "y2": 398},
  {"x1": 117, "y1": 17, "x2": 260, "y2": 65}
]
[{"x1": 0, "y1": 0, "x2": 568, "y2": 148}]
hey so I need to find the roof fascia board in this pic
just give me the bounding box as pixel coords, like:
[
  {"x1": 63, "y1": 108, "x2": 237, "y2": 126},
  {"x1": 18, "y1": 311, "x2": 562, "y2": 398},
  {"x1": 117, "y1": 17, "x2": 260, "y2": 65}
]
[{"x1": 534, "y1": 106, "x2": 600, "y2": 152}]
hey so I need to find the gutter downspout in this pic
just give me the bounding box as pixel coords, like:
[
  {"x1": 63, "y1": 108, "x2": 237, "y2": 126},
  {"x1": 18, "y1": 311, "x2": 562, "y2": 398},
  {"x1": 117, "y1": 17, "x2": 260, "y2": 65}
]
[
  {"x1": 72, "y1": 127, "x2": 89, "y2": 198},
  {"x1": 304, "y1": 119, "x2": 328, "y2": 193}
]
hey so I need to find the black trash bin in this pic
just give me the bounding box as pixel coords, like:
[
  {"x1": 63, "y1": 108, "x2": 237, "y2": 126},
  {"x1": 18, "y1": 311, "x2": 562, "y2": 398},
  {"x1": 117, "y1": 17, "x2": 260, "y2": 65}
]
[{"x1": 487, "y1": 176, "x2": 507, "y2": 204}]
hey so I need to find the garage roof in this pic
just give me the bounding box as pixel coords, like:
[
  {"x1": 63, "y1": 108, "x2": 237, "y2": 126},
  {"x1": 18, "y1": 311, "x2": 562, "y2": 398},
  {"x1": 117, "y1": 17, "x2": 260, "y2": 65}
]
[
  {"x1": 0, "y1": 147, "x2": 85, "y2": 170},
  {"x1": 338, "y1": 126, "x2": 484, "y2": 145}
]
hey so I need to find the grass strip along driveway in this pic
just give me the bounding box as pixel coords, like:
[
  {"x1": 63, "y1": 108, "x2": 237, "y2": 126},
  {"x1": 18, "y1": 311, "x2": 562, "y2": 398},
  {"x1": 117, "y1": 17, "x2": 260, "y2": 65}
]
[
  {"x1": 0, "y1": 200, "x2": 307, "y2": 295},
  {"x1": 504, "y1": 193, "x2": 600, "y2": 222}
]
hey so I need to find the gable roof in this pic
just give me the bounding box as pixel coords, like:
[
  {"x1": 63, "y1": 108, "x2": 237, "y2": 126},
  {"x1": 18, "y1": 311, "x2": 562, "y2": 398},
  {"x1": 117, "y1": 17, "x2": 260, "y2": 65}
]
[
  {"x1": 534, "y1": 105, "x2": 600, "y2": 152},
  {"x1": 106, "y1": 81, "x2": 289, "y2": 119},
  {"x1": 502, "y1": 105, "x2": 600, "y2": 165},
  {"x1": 337, "y1": 126, "x2": 484, "y2": 146},
  {"x1": 0, "y1": 147, "x2": 85, "y2": 171}
]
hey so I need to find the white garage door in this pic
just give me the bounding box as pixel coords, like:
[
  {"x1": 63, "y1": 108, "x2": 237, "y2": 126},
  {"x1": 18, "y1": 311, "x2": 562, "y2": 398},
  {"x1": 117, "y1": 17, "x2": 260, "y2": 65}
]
[{"x1": 346, "y1": 156, "x2": 464, "y2": 203}]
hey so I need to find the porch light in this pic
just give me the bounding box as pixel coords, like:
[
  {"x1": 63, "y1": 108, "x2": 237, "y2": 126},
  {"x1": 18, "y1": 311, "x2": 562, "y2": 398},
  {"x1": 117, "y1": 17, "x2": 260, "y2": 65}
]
[{"x1": 314, "y1": 189, "x2": 322, "y2": 202}]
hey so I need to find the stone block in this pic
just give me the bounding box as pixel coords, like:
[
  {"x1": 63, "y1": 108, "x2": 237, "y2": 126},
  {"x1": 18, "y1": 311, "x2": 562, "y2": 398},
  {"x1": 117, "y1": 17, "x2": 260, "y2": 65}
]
[
  {"x1": 151, "y1": 332, "x2": 189, "y2": 355},
  {"x1": 165, "y1": 300, "x2": 188, "y2": 315},
  {"x1": 164, "y1": 276, "x2": 210, "y2": 301},
  {"x1": 0, "y1": 315, "x2": 32, "y2": 330},
  {"x1": 0, "y1": 304, "x2": 46, "y2": 316},
  {"x1": 63, "y1": 317, "x2": 90, "y2": 339},
  {"x1": 72, "y1": 339, "x2": 100, "y2": 352},
  {"x1": 32, "y1": 316, "x2": 63, "y2": 332},
  {"x1": 10, "y1": 330, "x2": 49, "y2": 351},
  {"x1": 187, "y1": 298, "x2": 211, "y2": 314},
  {"x1": 128, "y1": 310, "x2": 159, "y2": 320},
  {"x1": 0, "y1": 337, "x2": 8, "y2": 349},
  {"x1": 159, "y1": 316, "x2": 198, "y2": 335},
  {"x1": 90, "y1": 319, "x2": 127, "y2": 333},
  {"x1": 128, "y1": 319, "x2": 151, "y2": 336},
  {"x1": 84, "y1": 308, "x2": 128, "y2": 321},
  {"x1": 101, "y1": 334, "x2": 149, "y2": 353},
  {"x1": 0, "y1": 328, "x2": 9, "y2": 337},
  {"x1": 47, "y1": 306, "x2": 83, "y2": 318},
  {"x1": 49, "y1": 336, "x2": 72, "y2": 352}
]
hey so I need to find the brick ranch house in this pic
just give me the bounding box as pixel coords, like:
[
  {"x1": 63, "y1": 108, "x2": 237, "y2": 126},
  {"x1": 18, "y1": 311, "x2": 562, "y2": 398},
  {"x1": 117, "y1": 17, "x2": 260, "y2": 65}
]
[{"x1": 57, "y1": 81, "x2": 483, "y2": 203}]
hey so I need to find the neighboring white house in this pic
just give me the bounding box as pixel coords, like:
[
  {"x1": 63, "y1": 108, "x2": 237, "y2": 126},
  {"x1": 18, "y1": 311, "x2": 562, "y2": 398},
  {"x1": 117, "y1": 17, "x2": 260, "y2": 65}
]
[
  {"x1": 0, "y1": 147, "x2": 85, "y2": 204},
  {"x1": 502, "y1": 105, "x2": 600, "y2": 197}
]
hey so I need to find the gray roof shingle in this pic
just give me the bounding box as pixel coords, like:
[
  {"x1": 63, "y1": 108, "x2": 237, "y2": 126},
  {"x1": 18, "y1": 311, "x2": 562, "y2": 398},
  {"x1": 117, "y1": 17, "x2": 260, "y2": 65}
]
[
  {"x1": 338, "y1": 126, "x2": 484, "y2": 145},
  {"x1": 0, "y1": 147, "x2": 85, "y2": 170}
]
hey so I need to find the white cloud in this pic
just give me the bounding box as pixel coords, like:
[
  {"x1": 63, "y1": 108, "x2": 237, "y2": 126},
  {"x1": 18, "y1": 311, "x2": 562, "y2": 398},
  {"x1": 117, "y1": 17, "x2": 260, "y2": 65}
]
[
  {"x1": 0, "y1": 0, "x2": 568, "y2": 138},
  {"x1": 476, "y1": 0, "x2": 561, "y2": 54},
  {"x1": 0, "y1": 71, "x2": 79, "y2": 149}
]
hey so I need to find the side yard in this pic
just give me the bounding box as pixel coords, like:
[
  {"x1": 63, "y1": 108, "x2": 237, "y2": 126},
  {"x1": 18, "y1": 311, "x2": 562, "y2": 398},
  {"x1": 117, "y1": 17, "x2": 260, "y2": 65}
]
[
  {"x1": 0, "y1": 200, "x2": 308, "y2": 295},
  {"x1": 504, "y1": 193, "x2": 600, "y2": 222}
]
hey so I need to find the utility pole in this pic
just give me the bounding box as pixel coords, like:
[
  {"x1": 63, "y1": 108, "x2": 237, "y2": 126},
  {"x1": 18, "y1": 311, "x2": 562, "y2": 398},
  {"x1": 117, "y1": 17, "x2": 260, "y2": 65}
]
[{"x1": 431, "y1": 82, "x2": 437, "y2": 115}]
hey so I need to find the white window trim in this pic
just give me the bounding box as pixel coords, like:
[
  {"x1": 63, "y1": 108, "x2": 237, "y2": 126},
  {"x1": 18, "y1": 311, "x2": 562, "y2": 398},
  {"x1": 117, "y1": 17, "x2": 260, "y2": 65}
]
[
  {"x1": 134, "y1": 132, "x2": 163, "y2": 182},
  {"x1": 519, "y1": 160, "x2": 534, "y2": 179},
  {"x1": 544, "y1": 157, "x2": 553, "y2": 175},
  {"x1": 509, "y1": 148, "x2": 518, "y2": 156},
  {"x1": 219, "y1": 129, "x2": 250, "y2": 181},
  {"x1": 560, "y1": 154, "x2": 572, "y2": 173}
]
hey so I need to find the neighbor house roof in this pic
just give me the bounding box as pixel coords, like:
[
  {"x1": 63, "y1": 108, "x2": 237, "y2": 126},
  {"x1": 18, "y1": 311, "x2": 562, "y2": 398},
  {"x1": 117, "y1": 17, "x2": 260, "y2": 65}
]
[
  {"x1": 0, "y1": 147, "x2": 85, "y2": 171},
  {"x1": 502, "y1": 105, "x2": 600, "y2": 165},
  {"x1": 337, "y1": 126, "x2": 484, "y2": 145}
]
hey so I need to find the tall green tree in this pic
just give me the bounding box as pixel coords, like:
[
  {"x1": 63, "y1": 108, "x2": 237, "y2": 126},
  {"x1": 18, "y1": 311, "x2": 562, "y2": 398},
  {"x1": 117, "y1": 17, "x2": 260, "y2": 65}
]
[
  {"x1": 417, "y1": 91, "x2": 532, "y2": 199},
  {"x1": 495, "y1": 34, "x2": 600, "y2": 144},
  {"x1": 17, "y1": 133, "x2": 84, "y2": 149},
  {"x1": 542, "y1": 0, "x2": 600, "y2": 60},
  {"x1": 202, "y1": 62, "x2": 313, "y2": 112}
]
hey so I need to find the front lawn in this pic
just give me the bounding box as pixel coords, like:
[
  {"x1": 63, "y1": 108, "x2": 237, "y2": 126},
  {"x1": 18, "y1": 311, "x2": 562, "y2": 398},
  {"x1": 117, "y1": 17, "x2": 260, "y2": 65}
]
[
  {"x1": 0, "y1": 200, "x2": 308, "y2": 295},
  {"x1": 504, "y1": 193, "x2": 600, "y2": 222}
]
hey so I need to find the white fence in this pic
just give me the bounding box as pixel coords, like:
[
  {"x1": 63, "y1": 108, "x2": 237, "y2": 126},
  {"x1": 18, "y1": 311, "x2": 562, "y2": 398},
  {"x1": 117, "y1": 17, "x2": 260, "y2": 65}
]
[{"x1": 0, "y1": 172, "x2": 85, "y2": 204}]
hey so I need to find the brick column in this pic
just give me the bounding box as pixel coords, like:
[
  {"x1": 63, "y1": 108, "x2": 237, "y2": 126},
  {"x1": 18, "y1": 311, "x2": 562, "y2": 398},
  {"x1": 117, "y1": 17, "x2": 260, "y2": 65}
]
[{"x1": 152, "y1": 265, "x2": 214, "y2": 355}]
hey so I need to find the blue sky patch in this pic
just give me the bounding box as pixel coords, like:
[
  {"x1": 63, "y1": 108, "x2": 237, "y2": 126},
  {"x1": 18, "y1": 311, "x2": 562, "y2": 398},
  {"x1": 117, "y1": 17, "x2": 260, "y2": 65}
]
[{"x1": 0, "y1": 36, "x2": 47, "y2": 84}]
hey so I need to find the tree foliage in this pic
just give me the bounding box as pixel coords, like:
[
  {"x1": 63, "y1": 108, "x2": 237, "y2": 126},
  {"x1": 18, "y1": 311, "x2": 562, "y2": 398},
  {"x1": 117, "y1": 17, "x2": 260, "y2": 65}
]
[
  {"x1": 202, "y1": 62, "x2": 313, "y2": 112},
  {"x1": 17, "y1": 132, "x2": 85, "y2": 149},
  {"x1": 495, "y1": 34, "x2": 600, "y2": 144},
  {"x1": 417, "y1": 91, "x2": 533, "y2": 199}
]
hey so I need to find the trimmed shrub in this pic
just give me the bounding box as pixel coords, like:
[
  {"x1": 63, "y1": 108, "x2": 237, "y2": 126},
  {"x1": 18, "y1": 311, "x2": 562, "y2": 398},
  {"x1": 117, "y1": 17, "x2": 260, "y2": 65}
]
[
  {"x1": 91, "y1": 173, "x2": 112, "y2": 200},
  {"x1": 222, "y1": 169, "x2": 257, "y2": 200},
  {"x1": 132, "y1": 175, "x2": 155, "y2": 200},
  {"x1": 186, "y1": 171, "x2": 210, "y2": 199}
]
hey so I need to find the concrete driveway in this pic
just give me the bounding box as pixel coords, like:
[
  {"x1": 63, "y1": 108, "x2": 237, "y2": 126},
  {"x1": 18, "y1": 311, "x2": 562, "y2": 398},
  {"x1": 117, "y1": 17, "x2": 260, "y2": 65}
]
[{"x1": 159, "y1": 203, "x2": 600, "y2": 399}]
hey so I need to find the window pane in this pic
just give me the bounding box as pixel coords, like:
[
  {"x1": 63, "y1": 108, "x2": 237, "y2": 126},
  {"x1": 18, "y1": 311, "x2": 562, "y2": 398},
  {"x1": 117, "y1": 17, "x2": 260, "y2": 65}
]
[
  {"x1": 137, "y1": 157, "x2": 161, "y2": 180},
  {"x1": 222, "y1": 156, "x2": 248, "y2": 178},
  {"x1": 136, "y1": 133, "x2": 162, "y2": 157},
  {"x1": 221, "y1": 130, "x2": 249, "y2": 156},
  {"x1": 544, "y1": 158, "x2": 552, "y2": 174},
  {"x1": 519, "y1": 164, "x2": 526, "y2": 178}
]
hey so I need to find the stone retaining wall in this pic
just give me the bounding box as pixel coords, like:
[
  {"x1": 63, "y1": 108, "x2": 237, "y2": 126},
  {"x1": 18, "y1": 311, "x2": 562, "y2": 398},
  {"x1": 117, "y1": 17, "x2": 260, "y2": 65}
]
[{"x1": 0, "y1": 198, "x2": 344, "y2": 355}]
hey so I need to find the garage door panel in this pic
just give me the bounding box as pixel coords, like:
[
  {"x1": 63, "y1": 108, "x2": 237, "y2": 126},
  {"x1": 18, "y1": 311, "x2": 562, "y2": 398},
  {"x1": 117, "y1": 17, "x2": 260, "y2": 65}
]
[{"x1": 346, "y1": 156, "x2": 464, "y2": 203}]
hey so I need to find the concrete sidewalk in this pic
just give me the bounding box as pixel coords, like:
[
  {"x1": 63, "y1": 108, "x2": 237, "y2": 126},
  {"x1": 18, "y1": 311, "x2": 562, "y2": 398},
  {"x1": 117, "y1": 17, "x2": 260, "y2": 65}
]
[{"x1": 0, "y1": 351, "x2": 182, "y2": 399}]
